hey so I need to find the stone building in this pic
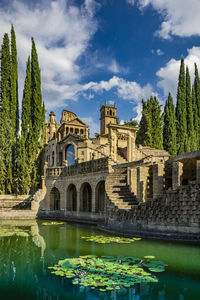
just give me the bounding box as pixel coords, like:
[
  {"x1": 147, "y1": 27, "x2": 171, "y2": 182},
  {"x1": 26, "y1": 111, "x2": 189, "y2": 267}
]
[{"x1": 39, "y1": 101, "x2": 200, "y2": 239}]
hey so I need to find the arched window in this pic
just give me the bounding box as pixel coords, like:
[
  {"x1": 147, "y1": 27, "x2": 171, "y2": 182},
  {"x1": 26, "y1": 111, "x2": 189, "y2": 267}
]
[
  {"x1": 66, "y1": 184, "x2": 77, "y2": 211},
  {"x1": 110, "y1": 109, "x2": 112, "y2": 116},
  {"x1": 80, "y1": 183, "x2": 92, "y2": 212},
  {"x1": 65, "y1": 144, "x2": 75, "y2": 166},
  {"x1": 50, "y1": 187, "x2": 60, "y2": 210}
]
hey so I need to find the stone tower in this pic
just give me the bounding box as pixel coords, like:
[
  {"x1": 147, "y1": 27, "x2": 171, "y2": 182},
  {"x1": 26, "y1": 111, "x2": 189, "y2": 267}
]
[
  {"x1": 100, "y1": 100, "x2": 117, "y2": 135},
  {"x1": 46, "y1": 111, "x2": 57, "y2": 142}
]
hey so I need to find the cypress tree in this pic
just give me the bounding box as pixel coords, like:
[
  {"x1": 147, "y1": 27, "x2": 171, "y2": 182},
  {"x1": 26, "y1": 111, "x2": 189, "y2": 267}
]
[
  {"x1": 185, "y1": 66, "x2": 195, "y2": 151},
  {"x1": 31, "y1": 38, "x2": 42, "y2": 152},
  {"x1": 0, "y1": 33, "x2": 12, "y2": 193},
  {"x1": 15, "y1": 136, "x2": 29, "y2": 194},
  {"x1": 192, "y1": 84, "x2": 198, "y2": 149},
  {"x1": 136, "y1": 99, "x2": 152, "y2": 146},
  {"x1": 176, "y1": 59, "x2": 187, "y2": 154},
  {"x1": 30, "y1": 38, "x2": 44, "y2": 190},
  {"x1": 21, "y1": 57, "x2": 31, "y2": 143},
  {"x1": 151, "y1": 96, "x2": 163, "y2": 149},
  {"x1": 163, "y1": 93, "x2": 177, "y2": 155},
  {"x1": 193, "y1": 63, "x2": 200, "y2": 148},
  {"x1": 10, "y1": 25, "x2": 19, "y2": 138}
]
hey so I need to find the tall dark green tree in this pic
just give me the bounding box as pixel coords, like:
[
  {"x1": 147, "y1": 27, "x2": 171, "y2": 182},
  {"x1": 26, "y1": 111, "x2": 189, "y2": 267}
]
[
  {"x1": 15, "y1": 136, "x2": 29, "y2": 194},
  {"x1": 176, "y1": 59, "x2": 187, "y2": 154},
  {"x1": 10, "y1": 25, "x2": 19, "y2": 138},
  {"x1": 185, "y1": 66, "x2": 196, "y2": 151},
  {"x1": 31, "y1": 38, "x2": 42, "y2": 151},
  {"x1": 192, "y1": 63, "x2": 200, "y2": 148},
  {"x1": 163, "y1": 93, "x2": 177, "y2": 155},
  {"x1": 21, "y1": 57, "x2": 31, "y2": 143},
  {"x1": 151, "y1": 96, "x2": 163, "y2": 149},
  {"x1": 0, "y1": 33, "x2": 12, "y2": 193},
  {"x1": 136, "y1": 99, "x2": 152, "y2": 146}
]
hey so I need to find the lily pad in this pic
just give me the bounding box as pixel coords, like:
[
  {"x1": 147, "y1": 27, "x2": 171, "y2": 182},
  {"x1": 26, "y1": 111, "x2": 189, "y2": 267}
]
[
  {"x1": 42, "y1": 221, "x2": 65, "y2": 225},
  {"x1": 81, "y1": 235, "x2": 141, "y2": 244},
  {"x1": 48, "y1": 254, "x2": 167, "y2": 292}
]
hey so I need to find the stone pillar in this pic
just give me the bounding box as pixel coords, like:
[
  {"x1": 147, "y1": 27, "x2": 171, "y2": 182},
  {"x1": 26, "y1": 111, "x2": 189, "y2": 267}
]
[
  {"x1": 196, "y1": 160, "x2": 200, "y2": 183},
  {"x1": 172, "y1": 161, "x2": 183, "y2": 190},
  {"x1": 127, "y1": 133, "x2": 135, "y2": 162},
  {"x1": 130, "y1": 168, "x2": 137, "y2": 197},
  {"x1": 91, "y1": 187, "x2": 96, "y2": 213},
  {"x1": 137, "y1": 166, "x2": 148, "y2": 202},
  {"x1": 76, "y1": 188, "x2": 81, "y2": 214},
  {"x1": 153, "y1": 163, "x2": 164, "y2": 199},
  {"x1": 110, "y1": 129, "x2": 117, "y2": 161}
]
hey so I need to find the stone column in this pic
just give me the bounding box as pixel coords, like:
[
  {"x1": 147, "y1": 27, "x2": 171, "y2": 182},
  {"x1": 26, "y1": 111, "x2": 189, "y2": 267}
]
[
  {"x1": 91, "y1": 187, "x2": 96, "y2": 213},
  {"x1": 137, "y1": 166, "x2": 148, "y2": 202},
  {"x1": 110, "y1": 129, "x2": 117, "y2": 161},
  {"x1": 130, "y1": 168, "x2": 137, "y2": 197},
  {"x1": 127, "y1": 133, "x2": 135, "y2": 162},
  {"x1": 196, "y1": 160, "x2": 200, "y2": 183},
  {"x1": 172, "y1": 161, "x2": 183, "y2": 190},
  {"x1": 76, "y1": 187, "x2": 81, "y2": 214},
  {"x1": 153, "y1": 163, "x2": 164, "y2": 199}
]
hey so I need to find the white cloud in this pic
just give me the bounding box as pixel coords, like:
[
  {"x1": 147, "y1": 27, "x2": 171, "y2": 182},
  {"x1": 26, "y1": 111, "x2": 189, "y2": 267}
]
[
  {"x1": 156, "y1": 46, "x2": 200, "y2": 100},
  {"x1": 83, "y1": 76, "x2": 154, "y2": 101},
  {"x1": 156, "y1": 49, "x2": 164, "y2": 56},
  {"x1": 0, "y1": 0, "x2": 98, "y2": 109},
  {"x1": 131, "y1": 0, "x2": 200, "y2": 39}
]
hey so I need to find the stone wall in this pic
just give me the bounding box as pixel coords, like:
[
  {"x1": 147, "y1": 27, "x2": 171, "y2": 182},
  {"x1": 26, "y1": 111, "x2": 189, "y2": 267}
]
[{"x1": 105, "y1": 180, "x2": 200, "y2": 240}]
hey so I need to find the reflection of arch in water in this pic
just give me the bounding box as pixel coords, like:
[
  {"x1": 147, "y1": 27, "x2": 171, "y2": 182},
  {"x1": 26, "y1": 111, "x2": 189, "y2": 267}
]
[
  {"x1": 65, "y1": 144, "x2": 75, "y2": 166},
  {"x1": 50, "y1": 187, "x2": 60, "y2": 210},
  {"x1": 66, "y1": 184, "x2": 77, "y2": 211},
  {"x1": 80, "y1": 182, "x2": 92, "y2": 212},
  {"x1": 95, "y1": 181, "x2": 105, "y2": 212}
]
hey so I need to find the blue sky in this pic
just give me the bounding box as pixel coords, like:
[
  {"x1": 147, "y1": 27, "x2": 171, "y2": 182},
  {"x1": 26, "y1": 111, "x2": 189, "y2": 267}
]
[{"x1": 1, "y1": 0, "x2": 200, "y2": 136}]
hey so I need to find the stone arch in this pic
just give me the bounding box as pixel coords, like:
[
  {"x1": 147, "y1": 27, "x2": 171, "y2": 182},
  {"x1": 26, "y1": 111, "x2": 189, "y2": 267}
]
[
  {"x1": 65, "y1": 144, "x2": 75, "y2": 166},
  {"x1": 50, "y1": 187, "x2": 60, "y2": 210},
  {"x1": 80, "y1": 182, "x2": 92, "y2": 212},
  {"x1": 95, "y1": 180, "x2": 105, "y2": 212},
  {"x1": 66, "y1": 184, "x2": 77, "y2": 211}
]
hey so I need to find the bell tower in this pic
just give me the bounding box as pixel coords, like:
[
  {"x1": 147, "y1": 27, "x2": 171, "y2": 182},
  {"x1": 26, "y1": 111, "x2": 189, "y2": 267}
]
[{"x1": 100, "y1": 100, "x2": 117, "y2": 135}]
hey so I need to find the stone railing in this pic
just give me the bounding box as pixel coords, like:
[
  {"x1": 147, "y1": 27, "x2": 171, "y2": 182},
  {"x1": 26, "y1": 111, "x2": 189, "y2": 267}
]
[
  {"x1": 46, "y1": 157, "x2": 109, "y2": 178},
  {"x1": 46, "y1": 167, "x2": 64, "y2": 177}
]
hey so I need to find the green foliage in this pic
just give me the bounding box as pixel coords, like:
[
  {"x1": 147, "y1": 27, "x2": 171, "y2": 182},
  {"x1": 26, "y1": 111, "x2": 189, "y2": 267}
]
[
  {"x1": 163, "y1": 93, "x2": 177, "y2": 156},
  {"x1": 0, "y1": 28, "x2": 45, "y2": 195},
  {"x1": 124, "y1": 119, "x2": 138, "y2": 127},
  {"x1": 0, "y1": 33, "x2": 13, "y2": 193},
  {"x1": 49, "y1": 255, "x2": 167, "y2": 291},
  {"x1": 176, "y1": 59, "x2": 187, "y2": 154},
  {"x1": 186, "y1": 66, "x2": 196, "y2": 151},
  {"x1": 136, "y1": 99, "x2": 152, "y2": 146},
  {"x1": 192, "y1": 63, "x2": 200, "y2": 148},
  {"x1": 136, "y1": 97, "x2": 162, "y2": 149},
  {"x1": 151, "y1": 96, "x2": 163, "y2": 149}
]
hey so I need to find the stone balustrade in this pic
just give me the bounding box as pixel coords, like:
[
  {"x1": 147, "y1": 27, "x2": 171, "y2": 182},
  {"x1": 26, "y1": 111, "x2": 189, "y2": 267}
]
[{"x1": 46, "y1": 157, "x2": 109, "y2": 178}]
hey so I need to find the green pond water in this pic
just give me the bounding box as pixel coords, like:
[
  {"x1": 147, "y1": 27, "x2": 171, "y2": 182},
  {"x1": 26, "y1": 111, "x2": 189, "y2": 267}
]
[{"x1": 0, "y1": 220, "x2": 199, "y2": 300}]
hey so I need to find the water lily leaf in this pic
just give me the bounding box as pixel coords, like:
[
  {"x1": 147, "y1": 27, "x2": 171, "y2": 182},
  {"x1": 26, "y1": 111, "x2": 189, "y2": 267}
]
[{"x1": 49, "y1": 254, "x2": 167, "y2": 291}]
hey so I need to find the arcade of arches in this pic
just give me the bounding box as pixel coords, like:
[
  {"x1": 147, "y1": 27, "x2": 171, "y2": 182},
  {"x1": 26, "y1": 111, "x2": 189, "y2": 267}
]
[{"x1": 50, "y1": 180, "x2": 106, "y2": 213}]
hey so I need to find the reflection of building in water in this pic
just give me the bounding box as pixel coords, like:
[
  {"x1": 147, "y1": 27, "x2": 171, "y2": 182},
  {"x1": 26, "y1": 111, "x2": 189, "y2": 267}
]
[{"x1": 0, "y1": 220, "x2": 46, "y2": 257}]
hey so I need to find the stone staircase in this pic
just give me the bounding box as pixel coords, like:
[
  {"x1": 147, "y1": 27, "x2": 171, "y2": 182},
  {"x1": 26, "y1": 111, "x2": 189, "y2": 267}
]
[
  {"x1": 105, "y1": 167, "x2": 138, "y2": 210},
  {"x1": 0, "y1": 188, "x2": 46, "y2": 219},
  {"x1": 116, "y1": 148, "x2": 128, "y2": 164}
]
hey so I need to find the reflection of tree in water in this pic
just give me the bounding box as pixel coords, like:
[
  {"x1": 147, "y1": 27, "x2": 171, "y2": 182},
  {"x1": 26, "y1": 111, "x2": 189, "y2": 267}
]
[{"x1": 0, "y1": 229, "x2": 41, "y2": 297}]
